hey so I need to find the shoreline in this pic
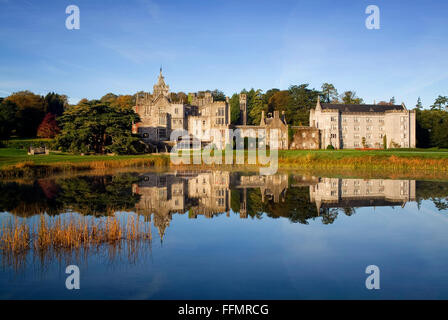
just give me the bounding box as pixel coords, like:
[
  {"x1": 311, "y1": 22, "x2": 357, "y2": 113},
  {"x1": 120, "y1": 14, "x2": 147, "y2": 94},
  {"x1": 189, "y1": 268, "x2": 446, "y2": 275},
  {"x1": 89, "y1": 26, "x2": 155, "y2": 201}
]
[{"x1": 1, "y1": 148, "x2": 448, "y2": 178}]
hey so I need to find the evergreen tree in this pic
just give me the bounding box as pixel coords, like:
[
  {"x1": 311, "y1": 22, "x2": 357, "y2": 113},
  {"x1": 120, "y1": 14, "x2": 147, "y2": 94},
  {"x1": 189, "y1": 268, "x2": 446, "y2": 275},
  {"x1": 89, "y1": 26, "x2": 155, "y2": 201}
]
[
  {"x1": 54, "y1": 100, "x2": 144, "y2": 154},
  {"x1": 416, "y1": 97, "x2": 423, "y2": 110}
]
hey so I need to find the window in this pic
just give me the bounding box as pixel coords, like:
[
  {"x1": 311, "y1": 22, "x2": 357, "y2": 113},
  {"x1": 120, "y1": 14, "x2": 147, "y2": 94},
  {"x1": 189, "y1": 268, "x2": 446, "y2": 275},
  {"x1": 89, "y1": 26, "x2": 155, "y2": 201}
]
[
  {"x1": 354, "y1": 118, "x2": 359, "y2": 123},
  {"x1": 354, "y1": 126, "x2": 360, "y2": 131},
  {"x1": 331, "y1": 116, "x2": 337, "y2": 122},
  {"x1": 175, "y1": 108, "x2": 178, "y2": 114}
]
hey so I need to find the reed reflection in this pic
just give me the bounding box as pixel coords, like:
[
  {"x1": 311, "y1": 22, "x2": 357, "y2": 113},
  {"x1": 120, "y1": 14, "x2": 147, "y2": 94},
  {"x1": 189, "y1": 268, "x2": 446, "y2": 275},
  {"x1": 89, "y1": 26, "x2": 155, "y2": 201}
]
[{"x1": 1, "y1": 171, "x2": 448, "y2": 271}]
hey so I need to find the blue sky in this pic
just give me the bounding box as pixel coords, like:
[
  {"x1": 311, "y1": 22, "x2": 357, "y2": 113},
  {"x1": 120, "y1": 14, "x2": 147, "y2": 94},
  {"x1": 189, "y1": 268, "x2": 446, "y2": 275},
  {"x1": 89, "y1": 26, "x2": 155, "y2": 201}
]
[{"x1": 0, "y1": 0, "x2": 447, "y2": 107}]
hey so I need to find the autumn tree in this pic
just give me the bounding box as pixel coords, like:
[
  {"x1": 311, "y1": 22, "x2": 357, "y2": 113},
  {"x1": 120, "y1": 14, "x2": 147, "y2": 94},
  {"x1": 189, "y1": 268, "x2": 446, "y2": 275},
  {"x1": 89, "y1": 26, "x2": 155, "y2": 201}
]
[
  {"x1": 268, "y1": 90, "x2": 290, "y2": 114},
  {"x1": 37, "y1": 113, "x2": 61, "y2": 138},
  {"x1": 112, "y1": 95, "x2": 135, "y2": 110}
]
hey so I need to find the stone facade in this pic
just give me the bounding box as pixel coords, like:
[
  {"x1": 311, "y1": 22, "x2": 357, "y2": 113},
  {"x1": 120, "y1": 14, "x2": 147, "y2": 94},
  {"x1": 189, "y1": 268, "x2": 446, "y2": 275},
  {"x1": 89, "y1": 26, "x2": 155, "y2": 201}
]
[
  {"x1": 134, "y1": 70, "x2": 289, "y2": 150},
  {"x1": 289, "y1": 126, "x2": 320, "y2": 150},
  {"x1": 309, "y1": 97, "x2": 416, "y2": 149},
  {"x1": 134, "y1": 70, "x2": 414, "y2": 151}
]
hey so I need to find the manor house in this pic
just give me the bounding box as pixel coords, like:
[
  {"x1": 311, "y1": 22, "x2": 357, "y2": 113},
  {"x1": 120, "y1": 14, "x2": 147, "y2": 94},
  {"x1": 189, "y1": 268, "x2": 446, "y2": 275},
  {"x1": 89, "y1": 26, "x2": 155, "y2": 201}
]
[
  {"x1": 309, "y1": 97, "x2": 416, "y2": 149},
  {"x1": 133, "y1": 70, "x2": 415, "y2": 150},
  {"x1": 133, "y1": 69, "x2": 289, "y2": 149}
]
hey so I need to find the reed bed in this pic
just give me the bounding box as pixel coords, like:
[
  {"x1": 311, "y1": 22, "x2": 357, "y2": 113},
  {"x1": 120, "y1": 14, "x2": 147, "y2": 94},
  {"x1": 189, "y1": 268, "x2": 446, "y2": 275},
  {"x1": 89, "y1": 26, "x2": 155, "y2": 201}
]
[
  {"x1": 1, "y1": 151, "x2": 448, "y2": 179},
  {"x1": 0, "y1": 215, "x2": 152, "y2": 254},
  {"x1": 0, "y1": 156, "x2": 171, "y2": 178}
]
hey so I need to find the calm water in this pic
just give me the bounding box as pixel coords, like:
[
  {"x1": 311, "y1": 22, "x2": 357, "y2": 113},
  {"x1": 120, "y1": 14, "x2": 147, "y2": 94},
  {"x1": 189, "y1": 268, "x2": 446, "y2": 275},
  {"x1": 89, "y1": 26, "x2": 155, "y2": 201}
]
[{"x1": 1, "y1": 170, "x2": 448, "y2": 299}]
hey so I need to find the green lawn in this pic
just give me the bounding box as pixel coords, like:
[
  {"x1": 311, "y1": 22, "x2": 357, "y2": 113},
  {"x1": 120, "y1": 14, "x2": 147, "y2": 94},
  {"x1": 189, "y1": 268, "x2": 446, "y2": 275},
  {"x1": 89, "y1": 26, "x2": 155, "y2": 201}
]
[
  {"x1": 2, "y1": 147, "x2": 448, "y2": 169},
  {"x1": 279, "y1": 148, "x2": 448, "y2": 159},
  {"x1": 0, "y1": 148, "x2": 166, "y2": 168}
]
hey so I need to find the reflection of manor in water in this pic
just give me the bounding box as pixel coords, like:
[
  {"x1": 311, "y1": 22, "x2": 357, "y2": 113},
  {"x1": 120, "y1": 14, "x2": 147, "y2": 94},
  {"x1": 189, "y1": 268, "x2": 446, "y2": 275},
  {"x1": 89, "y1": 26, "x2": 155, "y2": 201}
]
[
  {"x1": 310, "y1": 178, "x2": 416, "y2": 213},
  {"x1": 132, "y1": 172, "x2": 416, "y2": 238},
  {"x1": 132, "y1": 172, "x2": 288, "y2": 238}
]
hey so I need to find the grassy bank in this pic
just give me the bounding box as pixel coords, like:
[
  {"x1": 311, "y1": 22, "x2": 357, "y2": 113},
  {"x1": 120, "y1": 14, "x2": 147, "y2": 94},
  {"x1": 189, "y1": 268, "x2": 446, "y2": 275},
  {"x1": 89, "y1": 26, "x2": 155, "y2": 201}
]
[
  {"x1": 1, "y1": 147, "x2": 448, "y2": 178},
  {"x1": 0, "y1": 148, "x2": 171, "y2": 178}
]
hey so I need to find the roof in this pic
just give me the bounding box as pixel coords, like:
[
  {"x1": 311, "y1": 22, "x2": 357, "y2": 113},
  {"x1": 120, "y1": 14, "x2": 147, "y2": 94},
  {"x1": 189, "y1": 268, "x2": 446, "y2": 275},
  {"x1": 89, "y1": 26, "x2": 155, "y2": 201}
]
[{"x1": 320, "y1": 103, "x2": 405, "y2": 113}]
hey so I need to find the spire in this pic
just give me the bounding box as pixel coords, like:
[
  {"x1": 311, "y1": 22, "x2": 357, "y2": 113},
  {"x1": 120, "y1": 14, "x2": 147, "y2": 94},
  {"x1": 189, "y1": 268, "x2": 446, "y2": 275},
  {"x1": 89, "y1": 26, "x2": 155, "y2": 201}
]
[
  {"x1": 153, "y1": 67, "x2": 170, "y2": 98},
  {"x1": 316, "y1": 96, "x2": 322, "y2": 111}
]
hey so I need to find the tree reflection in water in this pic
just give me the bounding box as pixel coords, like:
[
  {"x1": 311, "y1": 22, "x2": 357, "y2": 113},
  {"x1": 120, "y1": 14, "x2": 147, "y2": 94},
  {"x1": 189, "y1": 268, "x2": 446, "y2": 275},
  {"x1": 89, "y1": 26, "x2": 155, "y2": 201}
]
[{"x1": 1, "y1": 171, "x2": 448, "y2": 272}]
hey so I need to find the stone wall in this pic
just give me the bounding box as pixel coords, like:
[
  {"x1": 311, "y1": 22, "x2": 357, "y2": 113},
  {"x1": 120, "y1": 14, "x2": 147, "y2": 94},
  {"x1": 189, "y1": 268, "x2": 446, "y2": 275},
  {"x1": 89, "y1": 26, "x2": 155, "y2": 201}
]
[{"x1": 289, "y1": 127, "x2": 320, "y2": 149}]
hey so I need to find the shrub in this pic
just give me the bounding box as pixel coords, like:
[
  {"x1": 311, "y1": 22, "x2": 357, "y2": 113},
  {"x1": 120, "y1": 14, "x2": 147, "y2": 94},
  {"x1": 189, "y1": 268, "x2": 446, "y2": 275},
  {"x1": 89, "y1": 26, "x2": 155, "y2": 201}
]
[{"x1": 326, "y1": 144, "x2": 335, "y2": 150}]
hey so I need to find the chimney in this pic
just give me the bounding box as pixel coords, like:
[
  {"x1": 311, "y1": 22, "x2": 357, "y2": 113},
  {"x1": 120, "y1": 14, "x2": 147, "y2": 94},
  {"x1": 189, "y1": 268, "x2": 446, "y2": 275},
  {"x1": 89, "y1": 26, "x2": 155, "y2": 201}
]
[
  {"x1": 260, "y1": 110, "x2": 265, "y2": 126},
  {"x1": 316, "y1": 96, "x2": 322, "y2": 111},
  {"x1": 274, "y1": 110, "x2": 279, "y2": 119}
]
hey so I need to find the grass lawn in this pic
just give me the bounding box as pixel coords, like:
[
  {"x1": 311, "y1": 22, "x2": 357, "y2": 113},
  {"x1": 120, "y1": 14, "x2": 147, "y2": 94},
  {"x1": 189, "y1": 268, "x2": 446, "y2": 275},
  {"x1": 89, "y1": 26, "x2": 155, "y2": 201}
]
[
  {"x1": 279, "y1": 148, "x2": 448, "y2": 159},
  {"x1": 0, "y1": 148, "x2": 167, "y2": 168},
  {"x1": 2, "y1": 147, "x2": 448, "y2": 169}
]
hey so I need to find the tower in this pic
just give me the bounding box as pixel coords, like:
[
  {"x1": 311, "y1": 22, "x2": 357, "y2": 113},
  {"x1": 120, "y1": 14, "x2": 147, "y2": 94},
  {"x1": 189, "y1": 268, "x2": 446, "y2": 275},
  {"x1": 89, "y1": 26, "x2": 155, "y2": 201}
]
[
  {"x1": 153, "y1": 67, "x2": 170, "y2": 98},
  {"x1": 239, "y1": 93, "x2": 247, "y2": 125}
]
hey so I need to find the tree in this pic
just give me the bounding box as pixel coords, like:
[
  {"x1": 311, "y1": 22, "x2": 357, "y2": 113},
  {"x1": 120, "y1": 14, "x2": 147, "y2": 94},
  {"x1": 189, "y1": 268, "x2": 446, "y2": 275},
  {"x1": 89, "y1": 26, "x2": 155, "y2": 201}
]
[
  {"x1": 416, "y1": 109, "x2": 448, "y2": 148},
  {"x1": 288, "y1": 84, "x2": 320, "y2": 126},
  {"x1": 263, "y1": 88, "x2": 280, "y2": 105},
  {"x1": 100, "y1": 93, "x2": 118, "y2": 105},
  {"x1": 37, "y1": 113, "x2": 60, "y2": 138},
  {"x1": 229, "y1": 93, "x2": 241, "y2": 124},
  {"x1": 321, "y1": 83, "x2": 339, "y2": 103},
  {"x1": 268, "y1": 90, "x2": 290, "y2": 114},
  {"x1": 0, "y1": 100, "x2": 18, "y2": 139},
  {"x1": 54, "y1": 100, "x2": 145, "y2": 154},
  {"x1": 341, "y1": 91, "x2": 364, "y2": 104},
  {"x1": 416, "y1": 97, "x2": 423, "y2": 110},
  {"x1": 383, "y1": 134, "x2": 387, "y2": 149},
  {"x1": 431, "y1": 95, "x2": 448, "y2": 111},
  {"x1": 211, "y1": 89, "x2": 226, "y2": 102},
  {"x1": 247, "y1": 89, "x2": 265, "y2": 125},
  {"x1": 112, "y1": 95, "x2": 134, "y2": 111},
  {"x1": 361, "y1": 137, "x2": 366, "y2": 148},
  {"x1": 5, "y1": 91, "x2": 46, "y2": 137},
  {"x1": 44, "y1": 92, "x2": 68, "y2": 116}
]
